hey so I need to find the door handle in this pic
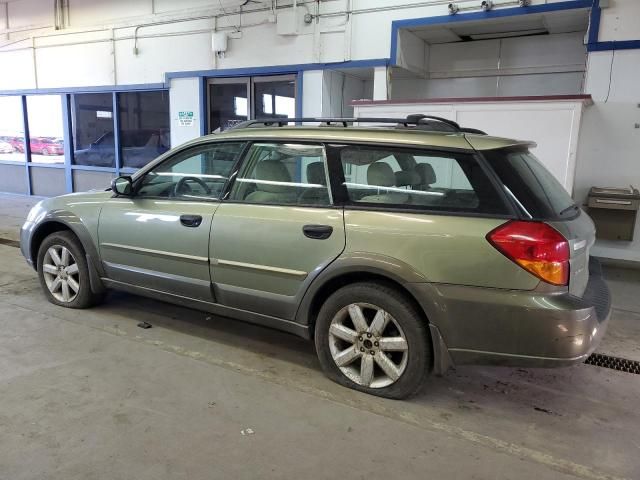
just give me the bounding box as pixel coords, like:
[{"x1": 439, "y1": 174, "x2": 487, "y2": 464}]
[
  {"x1": 303, "y1": 224, "x2": 333, "y2": 240},
  {"x1": 180, "y1": 214, "x2": 203, "y2": 228}
]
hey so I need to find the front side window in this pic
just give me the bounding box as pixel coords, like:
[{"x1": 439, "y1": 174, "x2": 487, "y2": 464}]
[
  {"x1": 340, "y1": 145, "x2": 508, "y2": 215},
  {"x1": 229, "y1": 143, "x2": 331, "y2": 206},
  {"x1": 136, "y1": 142, "x2": 245, "y2": 200}
]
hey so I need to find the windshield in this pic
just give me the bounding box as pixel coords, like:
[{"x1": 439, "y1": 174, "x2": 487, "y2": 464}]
[{"x1": 483, "y1": 147, "x2": 577, "y2": 220}]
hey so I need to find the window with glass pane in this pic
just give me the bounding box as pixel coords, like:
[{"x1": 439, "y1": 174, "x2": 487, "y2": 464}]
[
  {"x1": 0, "y1": 96, "x2": 26, "y2": 163},
  {"x1": 118, "y1": 91, "x2": 170, "y2": 170},
  {"x1": 209, "y1": 82, "x2": 248, "y2": 132},
  {"x1": 254, "y1": 80, "x2": 296, "y2": 120},
  {"x1": 71, "y1": 93, "x2": 115, "y2": 167},
  {"x1": 137, "y1": 142, "x2": 245, "y2": 199},
  {"x1": 340, "y1": 146, "x2": 508, "y2": 214},
  {"x1": 230, "y1": 143, "x2": 330, "y2": 206},
  {"x1": 26, "y1": 95, "x2": 65, "y2": 164}
]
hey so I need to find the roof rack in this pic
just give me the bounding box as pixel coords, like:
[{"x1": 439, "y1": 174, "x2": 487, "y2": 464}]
[{"x1": 228, "y1": 115, "x2": 487, "y2": 135}]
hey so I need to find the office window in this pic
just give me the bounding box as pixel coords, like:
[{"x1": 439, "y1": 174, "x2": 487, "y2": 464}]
[
  {"x1": 0, "y1": 96, "x2": 26, "y2": 163},
  {"x1": 26, "y1": 95, "x2": 65, "y2": 164},
  {"x1": 118, "y1": 91, "x2": 170, "y2": 169},
  {"x1": 71, "y1": 93, "x2": 115, "y2": 168}
]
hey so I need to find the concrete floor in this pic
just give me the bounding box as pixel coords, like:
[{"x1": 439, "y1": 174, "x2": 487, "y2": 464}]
[{"x1": 1, "y1": 193, "x2": 639, "y2": 480}]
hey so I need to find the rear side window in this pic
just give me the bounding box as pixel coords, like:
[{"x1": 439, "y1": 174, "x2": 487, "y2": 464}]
[
  {"x1": 339, "y1": 145, "x2": 509, "y2": 215},
  {"x1": 483, "y1": 148, "x2": 576, "y2": 219}
]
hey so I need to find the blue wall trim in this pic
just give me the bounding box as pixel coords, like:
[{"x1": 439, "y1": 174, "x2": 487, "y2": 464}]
[
  {"x1": 112, "y1": 92, "x2": 122, "y2": 177},
  {"x1": 295, "y1": 71, "x2": 304, "y2": 120},
  {"x1": 164, "y1": 58, "x2": 389, "y2": 82},
  {"x1": 61, "y1": 94, "x2": 74, "y2": 193},
  {"x1": 390, "y1": 0, "x2": 593, "y2": 65},
  {"x1": 198, "y1": 77, "x2": 207, "y2": 136}
]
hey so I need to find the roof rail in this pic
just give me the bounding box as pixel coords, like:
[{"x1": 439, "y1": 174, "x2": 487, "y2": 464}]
[{"x1": 227, "y1": 115, "x2": 486, "y2": 134}]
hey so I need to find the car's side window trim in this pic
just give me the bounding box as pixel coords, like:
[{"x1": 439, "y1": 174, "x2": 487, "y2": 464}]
[
  {"x1": 221, "y1": 140, "x2": 336, "y2": 208},
  {"x1": 329, "y1": 142, "x2": 516, "y2": 218},
  {"x1": 130, "y1": 140, "x2": 248, "y2": 202}
]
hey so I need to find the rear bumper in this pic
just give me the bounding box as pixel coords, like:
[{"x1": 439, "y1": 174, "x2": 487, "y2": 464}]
[{"x1": 409, "y1": 260, "x2": 611, "y2": 369}]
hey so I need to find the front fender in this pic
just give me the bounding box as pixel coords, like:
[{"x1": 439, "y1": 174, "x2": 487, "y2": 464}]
[{"x1": 22, "y1": 208, "x2": 104, "y2": 277}]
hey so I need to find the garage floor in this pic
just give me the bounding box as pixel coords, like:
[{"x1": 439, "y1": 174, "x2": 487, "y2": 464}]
[{"x1": 1, "y1": 193, "x2": 639, "y2": 480}]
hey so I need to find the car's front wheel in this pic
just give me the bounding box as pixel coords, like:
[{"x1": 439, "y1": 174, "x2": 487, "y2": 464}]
[
  {"x1": 315, "y1": 282, "x2": 431, "y2": 399},
  {"x1": 37, "y1": 231, "x2": 103, "y2": 309}
]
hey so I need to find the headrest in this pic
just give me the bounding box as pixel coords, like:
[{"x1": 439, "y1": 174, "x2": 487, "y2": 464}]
[
  {"x1": 307, "y1": 162, "x2": 326, "y2": 185},
  {"x1": 254, "y1": 160, "x2": 292, "y2": 193},
  {"x1": 414, "y1": 163, "x2": 436, "y2": 186},
  {"x1": 394, "y1": 170, "x2": 421, "y2": 187},
  {"x1": 367, "y1": 162, "x2": 395, "y2": 187}
]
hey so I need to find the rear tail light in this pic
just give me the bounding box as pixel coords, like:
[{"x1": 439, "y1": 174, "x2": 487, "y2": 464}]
[{"x1": 487, "y1": 221, "x2": 569, "y2": 286}]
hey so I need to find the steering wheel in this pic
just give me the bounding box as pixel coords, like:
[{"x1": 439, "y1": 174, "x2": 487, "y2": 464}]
[{"x1": 172, "y1": 176, "x2": 212, "y2": 197}]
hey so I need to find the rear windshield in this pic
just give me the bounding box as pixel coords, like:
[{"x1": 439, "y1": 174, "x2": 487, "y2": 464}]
[{"x1": 483, "y1": 147, "x2": 577, "y2": 220}]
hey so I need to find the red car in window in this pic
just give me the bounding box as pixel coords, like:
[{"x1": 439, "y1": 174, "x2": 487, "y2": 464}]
[{"x1": 30, "y1": 137, "x2": 64, "y2": 155}]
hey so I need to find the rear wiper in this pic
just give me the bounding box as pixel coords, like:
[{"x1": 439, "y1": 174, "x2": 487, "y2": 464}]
[{"x1": 559, "y1": 203, "x2": 579, "y2": 216}]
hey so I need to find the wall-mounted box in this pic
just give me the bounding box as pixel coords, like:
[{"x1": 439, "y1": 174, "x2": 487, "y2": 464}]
[
  {"x1": 277, "y1": 10, "x2": 299, "y2": 36},
  {"x1": 587, "y1": 186, "x2": 640, "y2": 241}
]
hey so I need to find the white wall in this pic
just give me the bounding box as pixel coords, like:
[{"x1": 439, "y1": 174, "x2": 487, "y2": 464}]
[
  {"x1": 0, "y1": 0, "x2": 572, "y2": 88},
  {"x1": 574, "y1": 3, "x2": 640, "y2": 261},
  {"x1": 169, "y1": 77, "x2": 202, "y2": 147}
]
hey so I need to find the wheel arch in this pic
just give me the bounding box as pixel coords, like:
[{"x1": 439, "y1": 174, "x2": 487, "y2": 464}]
[
  {"x1": 28, "y1": 214, "x2": 105, "y2": 294},
  {"x1": 300, "y1": 270, "x2": 427, "y2": 335},
  {"x1": 296, "y1": 252, "x2": 431, "y2": 331}
]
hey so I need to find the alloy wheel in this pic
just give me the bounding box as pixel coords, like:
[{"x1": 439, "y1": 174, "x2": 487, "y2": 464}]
[
  {"x1": 328, "y1": 303, "x2": 409, "y2": 388},
  {"x1": 42, "y1": 245, "x2": 80, "y2": 303}
]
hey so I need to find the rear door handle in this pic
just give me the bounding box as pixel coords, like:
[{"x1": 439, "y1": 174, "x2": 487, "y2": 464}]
[
  {"x1": 303, "y1": 224, "x2": 333, "y2": 240},
  {"x1": 180, "y1": 214, "x2": 203, "y2": 228}
]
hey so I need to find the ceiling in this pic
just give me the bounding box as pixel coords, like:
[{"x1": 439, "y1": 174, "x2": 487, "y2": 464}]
[{"x1": 408, "y1": 9, "x2": 590, "y2": 44}]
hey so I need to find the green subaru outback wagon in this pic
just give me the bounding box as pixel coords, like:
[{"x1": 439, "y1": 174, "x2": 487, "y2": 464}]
[{"x1": 21, "y1": 116, "x2": 611, "y2": 399}]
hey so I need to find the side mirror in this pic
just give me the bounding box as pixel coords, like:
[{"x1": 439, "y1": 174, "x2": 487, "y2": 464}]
[{"x1": 111, "y1": 176, "x2": 133, "y2": 196}]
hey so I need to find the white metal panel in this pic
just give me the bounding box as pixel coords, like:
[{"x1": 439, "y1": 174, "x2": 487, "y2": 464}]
[
  {"x1": 456, "y1": 105, "x2": 582, "y2": 190},
  {"x1": 498, "y1": 72, "x2": 584, "y2": 96},
  {"x1": 429, "y1": 40, "x2": 500, "y2": 74},
  {"x1": 169, "y1": 77, "x2": 202, "y2": 148},
  {"x1": 68, "y1": 0, "x2": 150, "y2": 27},
  {"x1": 115, "y1": 31, "x2": 212, "y2": 85},
  {"x1": 498, "y1": 32, "x2": 585, "y2": 70},
  {"x1": 7, "y1": 0, "x2": 53, "y2": 29},
  {"x1": 302, "y1": 70, "x2": 324, "y2": 117},
  {"x1": 598, "y1": 0, "x2": 640, "y2": 42},
  {"x1": 36, "y1": 43, "x2": 114, "y2": 87},
  {"x1": 353, "y1": 100, "x2": 585, "y2": 192},
  {"x1": 0, "y1": 48, "x2": 36, "y2": 90}
]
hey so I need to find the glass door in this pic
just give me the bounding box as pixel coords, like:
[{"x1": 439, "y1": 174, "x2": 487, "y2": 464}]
[
  {"x1": 207, "y1": 75, "x2": 297, "y2": 133},
  {"x1": 208, "y1": 78, "x2": 250, "y2": 133},
  {"x1": 252, "y1": 75, "x2": 297, "y2": 121}
]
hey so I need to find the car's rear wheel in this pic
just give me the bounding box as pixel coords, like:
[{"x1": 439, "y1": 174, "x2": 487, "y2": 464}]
[
  {"x1": 315, "y1": 282, "x2": 431, "y2": 399},
  {"x1": 37, "y1": 231, "x2": 103, "y2": 309},
  {"x1": 41, "y1": 148, "x2": 49, "y2": 156}
]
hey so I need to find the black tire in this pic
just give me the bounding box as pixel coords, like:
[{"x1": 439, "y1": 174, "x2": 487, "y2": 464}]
[
  {"x1": 36, "y1": 231, "x2": 104, "y2": 309},
  {"x1": 314, "y1": 282, "x2": 432, "y2": 399}
]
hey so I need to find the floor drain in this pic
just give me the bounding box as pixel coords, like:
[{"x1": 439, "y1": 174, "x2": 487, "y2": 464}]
[
  {"x1": 585, "y1": 353, "x2": 640, "y2": 374},
  {"x1": 0, "y1": 238, "x2": 20, "y2": 248}
]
